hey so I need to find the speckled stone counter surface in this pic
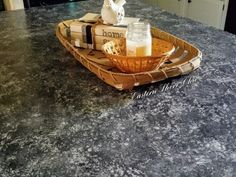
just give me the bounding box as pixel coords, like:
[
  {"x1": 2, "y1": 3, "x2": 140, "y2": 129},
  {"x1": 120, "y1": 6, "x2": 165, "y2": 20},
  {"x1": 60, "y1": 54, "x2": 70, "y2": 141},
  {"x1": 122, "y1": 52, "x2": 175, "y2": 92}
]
[{"x1": 0, "y1": 1, "x2": 236, "y2": 176}]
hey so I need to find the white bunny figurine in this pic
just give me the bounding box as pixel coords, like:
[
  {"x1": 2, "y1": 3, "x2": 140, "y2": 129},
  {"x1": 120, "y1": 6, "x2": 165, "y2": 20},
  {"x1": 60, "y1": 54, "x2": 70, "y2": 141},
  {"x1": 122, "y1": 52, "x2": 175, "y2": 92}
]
[{"x1": 101, "y1": 0, "x2": 126, "y2": 25}]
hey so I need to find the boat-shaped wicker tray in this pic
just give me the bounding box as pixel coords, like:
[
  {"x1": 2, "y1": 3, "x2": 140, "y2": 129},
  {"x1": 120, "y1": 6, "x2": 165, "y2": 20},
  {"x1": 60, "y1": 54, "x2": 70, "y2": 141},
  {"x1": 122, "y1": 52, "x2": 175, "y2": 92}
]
[{"x1": 56, "y1": 20, "x2": 202, "y2": 90}]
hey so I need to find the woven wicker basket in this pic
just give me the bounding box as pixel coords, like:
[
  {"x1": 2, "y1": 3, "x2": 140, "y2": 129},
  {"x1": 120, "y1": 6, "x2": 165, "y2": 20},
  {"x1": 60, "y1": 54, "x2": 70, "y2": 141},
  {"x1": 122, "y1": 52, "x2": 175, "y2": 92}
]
[
  {"x1": 102, "y1": 38, "x2": 175, "y2": 73},
  {"x1": 56, "y1": 20, "x2": 202, "y2": 90}
]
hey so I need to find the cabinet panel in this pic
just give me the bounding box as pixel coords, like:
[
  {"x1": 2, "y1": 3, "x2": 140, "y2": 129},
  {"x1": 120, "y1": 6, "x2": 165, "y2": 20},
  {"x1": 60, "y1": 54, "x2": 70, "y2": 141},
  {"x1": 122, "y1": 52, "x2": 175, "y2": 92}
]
[
  {"x1": 144, "y1": 0, "x2": 158, "y2": 6},
  {"x1": 186, "y1": 0, "x2": 224, "y2": 28},
  {"x1": 3, "y1": 0, "x2": 24, "y2": 10},
  {"x1": 158, "y1": 0, "x2": 183, "y2": 16}
]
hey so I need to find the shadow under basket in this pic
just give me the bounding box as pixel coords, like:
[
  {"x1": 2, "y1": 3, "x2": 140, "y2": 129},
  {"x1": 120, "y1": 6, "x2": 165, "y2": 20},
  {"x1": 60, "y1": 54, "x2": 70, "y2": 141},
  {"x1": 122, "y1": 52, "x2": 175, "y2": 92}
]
[
  {"x1": 56, "y1": 19, "x2": 202, "y2": 90},
  {"x1": 102, "y1": 38, "x2": 175, "y2": 73}
]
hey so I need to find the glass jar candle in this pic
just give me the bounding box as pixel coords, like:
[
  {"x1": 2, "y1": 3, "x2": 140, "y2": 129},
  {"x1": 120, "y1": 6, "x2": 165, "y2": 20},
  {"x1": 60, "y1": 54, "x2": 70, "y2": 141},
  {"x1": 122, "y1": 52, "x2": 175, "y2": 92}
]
[{"x1": 126, "y1": 21, "x2": 152, "y2": 56}]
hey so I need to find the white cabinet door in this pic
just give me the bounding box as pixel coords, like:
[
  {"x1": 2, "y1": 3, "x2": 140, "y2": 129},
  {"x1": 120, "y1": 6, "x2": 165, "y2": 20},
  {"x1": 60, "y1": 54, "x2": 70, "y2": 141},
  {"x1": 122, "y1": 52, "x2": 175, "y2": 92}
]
[
  {"x1": 3, "y1": 0, "x2": 24, "y2": 10},
  {"x1": 158, "y1": 0, "x2": 184, "y2": 16},
  {"x1": 145, "y1": 0, "x2": 158, "y2": 6},
  {"x1": 186, "y1": 0, "x2": 224, "y2": 28}
]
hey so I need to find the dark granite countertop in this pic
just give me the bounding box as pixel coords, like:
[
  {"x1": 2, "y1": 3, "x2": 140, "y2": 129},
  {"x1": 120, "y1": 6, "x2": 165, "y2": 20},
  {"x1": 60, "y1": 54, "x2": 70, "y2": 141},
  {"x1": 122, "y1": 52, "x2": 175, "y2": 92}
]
[{"x1": 0, "y1": 0, "x2": 236, "y2": 176}]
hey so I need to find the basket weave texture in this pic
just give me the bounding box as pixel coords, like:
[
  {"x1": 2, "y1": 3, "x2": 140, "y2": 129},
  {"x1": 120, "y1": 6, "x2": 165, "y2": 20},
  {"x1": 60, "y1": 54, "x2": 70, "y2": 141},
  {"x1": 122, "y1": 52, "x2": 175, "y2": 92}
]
[
  {"x1": 56, "y1": 20, "x2": 202, "y2": 90},
  {"x1": 102, "y1": 38, "x2": 175, "y2": 73}
]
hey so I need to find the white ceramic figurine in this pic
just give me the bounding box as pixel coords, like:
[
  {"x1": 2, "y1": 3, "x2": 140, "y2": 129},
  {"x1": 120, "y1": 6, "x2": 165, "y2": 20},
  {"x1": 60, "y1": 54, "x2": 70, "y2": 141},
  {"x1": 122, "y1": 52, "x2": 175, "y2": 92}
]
[{"x1": 101, "y1": 0, "x2": 126, "y2": 25}]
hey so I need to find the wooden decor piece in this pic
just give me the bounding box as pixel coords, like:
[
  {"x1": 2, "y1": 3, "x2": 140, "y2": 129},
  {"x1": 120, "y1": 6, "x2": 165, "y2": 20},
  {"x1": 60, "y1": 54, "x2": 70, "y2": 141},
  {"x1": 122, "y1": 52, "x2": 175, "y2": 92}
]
[{"x1": 56, "y1": 20, "x2": 202, "y2": 90}]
